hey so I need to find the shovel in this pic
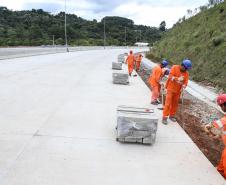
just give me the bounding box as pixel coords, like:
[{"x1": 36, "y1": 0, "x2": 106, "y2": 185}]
[
  {"x1": 181, "y1": 88, "x2": 186, "y2": 129},
  {"x1": 158, "y1": 84, "x2": 165, "y2": 110},
  {"x1": 133, "y1": 61, "x2": 138, "y2": 77}
]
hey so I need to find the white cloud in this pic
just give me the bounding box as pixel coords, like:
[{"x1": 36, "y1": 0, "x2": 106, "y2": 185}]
[
  {"x1": 113, "y1": 3, "x2": 196, "y2": 27},
  {"x1": 1, "y1": 0, "x2": 24, "y2": 10},
  {"x1": 0, "y1": 0, "x2": 209, "y2": 27}
]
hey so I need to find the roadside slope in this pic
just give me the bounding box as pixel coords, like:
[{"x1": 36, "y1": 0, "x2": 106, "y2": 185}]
[{"x1": 148, "y1": 2, "x2": 226, "y2": 91}]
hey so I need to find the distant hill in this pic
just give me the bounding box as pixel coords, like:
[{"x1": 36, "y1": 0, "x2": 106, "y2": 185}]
[
  {"x1": 147, "y1": 2, "x2": 226, "y2": 91},
  {"x1": 0, "y1": 7, "x2": 163, "y2": 46}
]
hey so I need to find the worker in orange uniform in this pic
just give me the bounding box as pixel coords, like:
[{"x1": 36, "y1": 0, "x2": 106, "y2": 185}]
[
  {"x1": 162, "y1": 59, "x2": 192, "y2": 125},
  {"x1": 204, "y1": 94, "x2": 226, "y2": 179},
  {"x1": 126, "y1": 50, "x2": 136, "y2": 76},
  {"x1": 135, "y1": 54, "x2": 143, "y2": 72},
  {"x1": 149, "y1": 60, "x2": 168, "y2": 105}
]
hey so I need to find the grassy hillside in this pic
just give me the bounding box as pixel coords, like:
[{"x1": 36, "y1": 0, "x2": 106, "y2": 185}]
[{"x1": 148, "y1": 2, "x2": 226, "y2": 91}]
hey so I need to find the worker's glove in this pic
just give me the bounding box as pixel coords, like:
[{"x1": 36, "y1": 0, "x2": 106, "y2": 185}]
[
  {"x1": 171, "y1": 76, "x2": 175, "y2": 81},
  {"x1": 178, "y1": 76, "x2": 184, "y2": 82},
  {"x1": 203, "y1": 124, "x2": 222, "y2": 139},
  {"x1": 182, "y1": 85, "x2": 186, "y2": 90}
]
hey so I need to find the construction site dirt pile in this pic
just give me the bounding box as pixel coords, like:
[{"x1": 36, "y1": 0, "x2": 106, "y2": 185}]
[{"x1": 138, "y1": 64, "x2": 224, "y2": 166}]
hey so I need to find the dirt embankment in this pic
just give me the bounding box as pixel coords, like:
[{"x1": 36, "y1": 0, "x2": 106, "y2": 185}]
[{"x1": 138, "y1": 63, "x2": 224, "y2": 166}]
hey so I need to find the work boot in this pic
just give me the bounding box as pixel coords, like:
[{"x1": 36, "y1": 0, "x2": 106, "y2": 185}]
[
  {"x1": 156, "y1": 99, "x2": 161, "y2": 104},
  {"x1": 169, "y1": 116, "x2": 177, "y2": 122},
  {"x1": 151, "y1": 101, "x2": 158, "y2": 105},
  {"x1": 162, "y1": 118, "x2": 168, "y2": 125}
]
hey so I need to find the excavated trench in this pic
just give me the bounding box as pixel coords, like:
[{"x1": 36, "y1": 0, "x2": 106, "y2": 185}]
[{"x1": 138, "y1": 62, "x2": 224, "y2": 167}]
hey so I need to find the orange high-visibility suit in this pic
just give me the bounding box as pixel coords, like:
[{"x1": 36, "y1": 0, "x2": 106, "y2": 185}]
[
  {"x1": 212, "y1": 116, "x2": 226, "y2": 179},
  {"x1": 126, "y1": 54, "x2": 135, "y2": 75},
  {"x1": 149, "y1": 65, "x2": 162, "y2": 102},
  {"x1": 163, "y1": 65, "x2": 189, "y2": 118},
  {"x1": 136, "y1": 55, "x2": 143, "y2": 71}
]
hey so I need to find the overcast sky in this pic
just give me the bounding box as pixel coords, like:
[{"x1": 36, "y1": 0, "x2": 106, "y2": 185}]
[{"x1": 1, "y1": 0, "x2": 208, "y2": 28}]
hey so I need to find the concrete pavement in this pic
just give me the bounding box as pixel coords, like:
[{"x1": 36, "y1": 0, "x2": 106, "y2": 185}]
[
  {"x1": 0, "y1": 46, "x2": 147, "y2": 60},
  {"x1": 0, "y1": 49, "x2": 225, "y2": 184}
]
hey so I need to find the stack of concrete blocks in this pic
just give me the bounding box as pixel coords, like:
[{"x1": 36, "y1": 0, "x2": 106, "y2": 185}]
[
  {"x1": 112, "y1": 62, "x2": 122, "y2": 70},
  {"x1": 118, "y1": 54, "x2": 126, "y2": 63},
  {"x1": 116, "y1": 106, "x2": 158, "y2": 145},
  {"x1": 112, "y1": 73, "x2": 129, "y2": 85}
]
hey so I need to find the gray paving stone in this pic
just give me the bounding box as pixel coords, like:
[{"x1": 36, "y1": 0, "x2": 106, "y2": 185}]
[
  {"x1": 112, "y1": 73, "x2": 129, "y2": 85},
  {"x1": 112, "y1": 62, "x2": 122, "y2": 70},
  {"x1": 116, "y1": 106, "x2": 158, "y2": 145}
]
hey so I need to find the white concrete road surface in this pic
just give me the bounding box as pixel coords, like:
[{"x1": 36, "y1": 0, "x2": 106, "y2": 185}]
[
  {"x1": 0, "y1": 49, "x2": 225, "y2": 185},
  {"x1": 0, "y1": 46, "x2": 141, "y2": 60}
]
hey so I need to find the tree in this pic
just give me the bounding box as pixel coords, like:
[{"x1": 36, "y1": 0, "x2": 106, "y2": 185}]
[
  {"x1": 187, "y1": 9, "x2": 193, "y2": 16},
  {"x1": 199, "y1": 5, "x2": 208, "y2": 12},
  {"x1": 159, "y1": 21, "x2": 166, "y2": 32},
  {"x1": 29, "y1": 25, "x2": 42, "y2": 39},
  {"x1": 0, "y1": 8, "x2": 163, "y2": 46},
  {"x1": 209, "y1": 0, "x2": 215, "y2": 5},
  {"x1": 209, "y1": 0, "x2": 224, "y2": 5}
]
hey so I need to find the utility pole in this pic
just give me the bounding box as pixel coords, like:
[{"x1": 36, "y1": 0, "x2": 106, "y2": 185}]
[
  {"x1": 104, "y1": 18, "x2": 106, "y2": 49},
  {"x1": 124, "y1": 26, "x2": 127, "y2": 47},
  {"x1": 65, "y1": 0, "x2": 69, "y2": 52},
  {"x1": 52, "y1": 35, "x2": 55, "y2": 47},
  {"x1": 139, "y1": 30, "x2": 142, "y2": 42}
]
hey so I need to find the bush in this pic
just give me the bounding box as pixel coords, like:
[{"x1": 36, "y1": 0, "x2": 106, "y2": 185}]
[
  {"x1": 193, "y1": 31, "x2": 200, "y2": 38},
  {"x1": 55, "y1": 38, "x2": 64, "y2": 45},
  {"x1": 219, "y1": 7, "x2": 224, "y2": 13},
  {"x1": 212, "y1": 36, "x2": 224, "y2": 46}
]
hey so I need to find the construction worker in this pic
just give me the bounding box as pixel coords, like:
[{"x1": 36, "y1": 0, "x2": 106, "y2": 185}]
[
  {"x1": 204, "y1": 94, "x2": 226, "y2": 179},
  {"x1": 148, "y1": 60, "x2": 168, "y2": 105},
  {"x1": 162, "y1": 59, "x2": 192, "y2": 125},
  {"x1": 135, "y1": 54, "x2": 143, "y2": 72},
  {"x1": 126, "y1": 50, "x2": 136, "y2": 76}
]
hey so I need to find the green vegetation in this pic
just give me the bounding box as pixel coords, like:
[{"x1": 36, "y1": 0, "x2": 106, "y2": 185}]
[
  {"x1": 148, "y1": 2, "x2": 226, "y2": 91},
  {"x1": 0, "y1": 7, "x2": 163, "y2": 46}
]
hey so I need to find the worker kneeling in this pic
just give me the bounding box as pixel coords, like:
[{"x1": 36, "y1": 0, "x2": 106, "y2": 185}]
[
  {"x1": 205, "y1": 94, "x2": 226, "y2": 179},
  {"x1": 162, "y1": 59, "x2": 192, "y2": 125},
  {"x1": 149, "y1": 60, "x2": 168, "y2": 105}
]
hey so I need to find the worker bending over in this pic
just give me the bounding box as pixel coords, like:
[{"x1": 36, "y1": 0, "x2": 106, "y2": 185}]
[
  {"x1": 205, "y1": 94, "x2": 226, "y2": 179},
  {"x1": 162, "y1": 59, "x2": 192, "y2": 125},
  {"x1": 135, "y1": 54, "x2": 143, "y2": 72},
  {"x1": 148, "y1": 60, "x2": 168, "y2": 105},
  {"x1": 126, "y1": 50, "x2": 136, "y2": 76}
]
